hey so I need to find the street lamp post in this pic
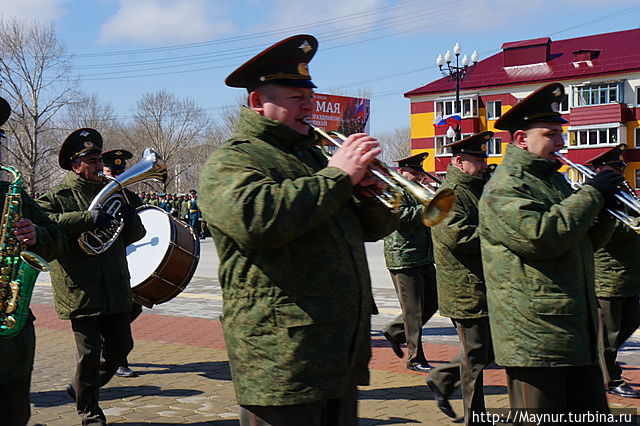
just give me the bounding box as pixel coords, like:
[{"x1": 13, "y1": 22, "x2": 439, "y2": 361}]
[{"x1": 437, "y1": 43, "x2": 479, "y2": 141}]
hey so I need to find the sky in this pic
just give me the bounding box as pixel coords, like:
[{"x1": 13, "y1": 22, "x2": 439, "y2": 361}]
[{"x1": 0, "y1": 0, "x2": 639, "y2": 136}]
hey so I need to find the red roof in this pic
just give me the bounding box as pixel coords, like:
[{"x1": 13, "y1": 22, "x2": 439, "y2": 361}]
[{"x1": 405, "y1": 28, "x2": 640, "y2": 97}]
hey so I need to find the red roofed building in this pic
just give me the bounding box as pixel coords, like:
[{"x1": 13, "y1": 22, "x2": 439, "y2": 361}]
[{"x1": 404, "y1": 28, "x2": 640, "y2": 187}]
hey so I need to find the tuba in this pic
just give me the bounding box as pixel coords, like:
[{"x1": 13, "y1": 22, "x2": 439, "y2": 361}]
[
  {"x1": 0, "y1": 165, "x2": 48, "y2": 338},
  {"x1": 78, "y1": 148, "x2": 168, "y2": 255}
]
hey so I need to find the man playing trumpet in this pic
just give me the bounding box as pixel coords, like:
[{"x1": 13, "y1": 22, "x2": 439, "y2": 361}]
[{"x1": 199, "y1": 34, "x2": 398, "y2": 425}]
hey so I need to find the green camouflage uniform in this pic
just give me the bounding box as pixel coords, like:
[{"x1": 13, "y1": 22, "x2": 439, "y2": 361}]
[
  {"x1": 432, "y1": 165, "x2": 486, "y2": 319},
  {"x1": 0, "y1": 184, "x2": 67, "y2": 384},
  {"x1": 479, "y1": 144, "x2": 613, "y2": 367},
  {"x1": 382, "y1": 190, "x2": 437, "y2": 366},
  {"x1": 595, "y1": 220, "x2": 640, "y2": 388},
  {"x1": 37, "y1": 171, "x2": 146, "y2": 319},
  {"x1": 199, "y1": 107, "x2": 399, "y2": 406}
]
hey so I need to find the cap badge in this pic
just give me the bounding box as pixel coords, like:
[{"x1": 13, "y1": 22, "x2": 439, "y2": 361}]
[
  {"x1": 299, "y1": 40, "x2": 313, "y2": 53},
  {"x1": 551, "y1": 102, "x2": 560, "y2": 112},
  {"x1": 84, "y1": 141, "x2": 94, "y2": 148},
  {"x1": 481, "y1": 144, "x2": 487, "y2": 152},
  {"x1": 297, "y1": 62, "x2": 310, "y2": 77},
  {"x1": 115, "y1": 159, "x2": 122, "y2": 165},
  {"x1": 79, "y1": 130, "x2": 90, "y2": 137},
  {"x1": 552, "y1": 87, "x2": 562, "y2": 97},
  {"x1": 619, "y1": 155, "x2": 624, "y2": 161},
  {"x1": 115, "y1": 151, "x2": 122, "y2": 155}
]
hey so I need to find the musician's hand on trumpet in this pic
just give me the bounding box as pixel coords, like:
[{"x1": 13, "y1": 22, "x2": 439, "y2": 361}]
[
  {"x1": 327, "y1": 133, "x2": 382, "y2": 185},
  {"x1": 584, "y1": 169, "x2": 625, "y2": 200}
]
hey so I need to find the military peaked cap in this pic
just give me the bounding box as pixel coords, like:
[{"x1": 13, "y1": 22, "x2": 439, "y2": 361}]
[
  {"x1": 102, "y1": 149, "x2": 133, "y2": 171},
  {"x1": 585, "y1": 143, "x2": 627, "y2": 168},
  {"x1": 226, "y1": 35, "x2": 318, "y2": 91},
  {"x1": 494, "y1": 83, "x2": 568, "y2": 132},
  {"x1": 444, "y1": 131, "x2": 493, "y2": 158},
  {"x1": 0, "y1": 96, "x2": 10, "y2": 138},
  {"x1": 394, "y1": 152, "x2": 429, "y2": 172},
  {"x1": 59, "y1": 128, "x2": 103, "y2": 170}
]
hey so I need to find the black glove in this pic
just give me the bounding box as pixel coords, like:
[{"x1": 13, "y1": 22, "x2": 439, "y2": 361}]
[
  {"x1": 584, "y1": 170, "x2": 625, "y2": 198},
  {"x1": 117, "y1": 204, "x2": 138, "y2": 225},
  {"x1": 90, "y1": 209, "x2": 114, "y2": 230}
]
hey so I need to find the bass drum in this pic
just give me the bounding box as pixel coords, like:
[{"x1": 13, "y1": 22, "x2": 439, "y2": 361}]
[{"x1": 126, "y1": 205, "x2": 200, "y2": 308}]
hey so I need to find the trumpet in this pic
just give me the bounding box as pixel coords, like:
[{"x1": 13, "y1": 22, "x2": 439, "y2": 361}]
[
  {"x1": 555, "y1": 152, "x2": 640, "y2": 233},
  {"x1": 305, "y1": 120, "x2": 455, "y2": 227}
]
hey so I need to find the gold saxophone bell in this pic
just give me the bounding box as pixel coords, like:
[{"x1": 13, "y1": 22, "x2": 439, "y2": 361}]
[{"x1": 305, "y1": 120, "x2": 455, "y2": 227}]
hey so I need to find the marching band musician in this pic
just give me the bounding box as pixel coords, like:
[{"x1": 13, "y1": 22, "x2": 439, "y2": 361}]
[
  {"x1": 37, "y1": 129, "x2": 146, "y2": 426},
  {"x1": 199, "y1": 34, "x2": 398, "y2": 425},
  {"x1": 0, "y1": 97, "x2": 66, "y2": 426},
  {"x1": 102, "y1": 149, "x2": 144, "y2": 379},
  {"x1": 382, "y1": 152, "x2": 438, "y2": 373},
  {"x1": 585, "y1": 145, "x2": 640, "y2": 398},
  {"x1": 427, "y1": 132, "x2": 494, "y2": 425},
  {"x1": 479, "y1": 83, "x2": 621, "y2": 419}
]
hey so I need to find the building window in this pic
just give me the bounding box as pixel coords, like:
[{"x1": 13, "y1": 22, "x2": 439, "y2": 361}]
[
  {"x1": 559, "y1": 94, "x2": 569, "y2": 113},
  {"x1": 568, "y1": 126, "x2": 620, "y2": 147},
  {"x1": 434, "y1": 97, "x2": 478, "y2": 119},
  {"x1": 486, "y1": 101, "x2": 502, "y2": 120},
  {"x1": 434, "y1": 133, "x2": 473, "y2": 156},
  {"x1": 636, "y1": 87, "x2": 640, "y2": 105},
  {"x1": 434, "y1": 135, "x2": 453, "y2": 156},
  {"x1": 487, "y1": 137, "x2": 502, "y2": 156},
  {"x1": 635, "y1": 127, "x2": 640, "y2": 148},
  {"x1": 573, "y1": 82, "x2": 621, "y2": 107}
]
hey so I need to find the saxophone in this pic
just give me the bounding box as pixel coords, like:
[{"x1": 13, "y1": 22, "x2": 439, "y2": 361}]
[{"x1": 0, "y1": 165, "x2": 49, "y2": 338}]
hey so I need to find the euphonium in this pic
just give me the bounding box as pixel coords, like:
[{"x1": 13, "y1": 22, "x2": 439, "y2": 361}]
[
  {"x1": 0, "y1": 165, "x2": 49, "y2": 338},
  {"x1": 78, "y1": 148, "x2": 168, "y2": 255}
]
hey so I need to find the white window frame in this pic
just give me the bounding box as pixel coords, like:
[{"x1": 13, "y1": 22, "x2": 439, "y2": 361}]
[
  {"x1": 572, "y1": 82, "x2": 621, "y2": 107},
  {"x1": 487, "y1": 137, "x2": 502, "y2": 157},
  {"x1": 434, "y1": 133, "x2": 473, "y2": 157},
  {"x1": 567, "y1": 123, "x2": 626, "y2": 148},
  {"x1": 635, "y1": 86, "x2": 640, "y2": 105},
  {"x1": 486, "y1": 101, "x2": 502, "y2": 120},
  {"x1": 434, "y1": 96, "x2": 478, "y2": 120},
  {"x1": 635, "y1": 169, "x2": 640, "y2": 190}
]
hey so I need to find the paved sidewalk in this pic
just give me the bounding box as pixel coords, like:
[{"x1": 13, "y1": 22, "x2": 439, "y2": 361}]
[{"x1": 28, "y1": 303, "x2": 640, "y2": 425}]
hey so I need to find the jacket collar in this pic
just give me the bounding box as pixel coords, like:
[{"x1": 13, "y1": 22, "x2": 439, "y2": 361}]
[
  {"x1": 235, "y1": 106, "x2": 316, "y2": 149},
  {"x1": 65, "y1": 171, "x2": 105, "y2": 195},
  {"x1": 502, "y1": 144, "x2": 562, "y2": 176},
  {"x1": 445, "y1": 164, "x2": 485, "y2": 189}
]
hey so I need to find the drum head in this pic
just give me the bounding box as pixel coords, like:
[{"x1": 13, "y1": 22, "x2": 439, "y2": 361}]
[{"x1": 126, "y1": 206, "x2": 172, "y2": 288}]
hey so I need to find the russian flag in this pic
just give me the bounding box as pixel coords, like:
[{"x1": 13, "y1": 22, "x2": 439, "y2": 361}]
[{"x1": 435, "y1": 114, "x2": 462, "y2": 126}]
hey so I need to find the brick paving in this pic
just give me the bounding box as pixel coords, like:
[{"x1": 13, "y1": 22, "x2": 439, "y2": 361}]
[{"x1": 28, "y1": 303, "x2": 640, "y2": 425}]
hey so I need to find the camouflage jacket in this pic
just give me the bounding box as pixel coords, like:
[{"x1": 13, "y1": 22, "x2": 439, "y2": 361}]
[
  {"x1": 0, "y1": 183, "x2": 67, "y2": 383},
  {"x1": 383, "y1": 190, "x2": 433, "y2": 270},
  {"x1": 37, "y1": 172, "x2": 146, "y2": 320},
  {"x1": 432, "y1": 165, "x2": 486, "y2": 319},
  {"x1": 595, "y1": 220, "x2": 640, "y2": 298},
  {"x1": 199, "y1": 107, "x2": 399, "y2": 406},
  {"x1": 479, "y1": 144, "x2": 614, "y2": 367}
]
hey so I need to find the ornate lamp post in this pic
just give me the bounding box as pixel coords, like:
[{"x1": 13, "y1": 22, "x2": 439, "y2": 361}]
[{"x1": 437, "y1": 43, "x2": 479, "y2": 140}]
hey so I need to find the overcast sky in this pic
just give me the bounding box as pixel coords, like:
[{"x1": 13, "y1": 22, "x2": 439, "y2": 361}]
[{"x1": 0, "y1": 0, "x2": 638, "y2": 135}]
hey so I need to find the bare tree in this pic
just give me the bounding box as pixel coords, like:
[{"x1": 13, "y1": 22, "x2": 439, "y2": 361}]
[
  {"x1": 124, "y1": 90, "x2": 211, "y2": 193},
  {"x1": 375, "y1": 127, "x2": 411, "y2": 164},
  {"x1": 59, "y1": 93, "x2": 121, "y2": 145},
  {"x1": 0, "y1": 19, "x2": 80, "y2": 193}
]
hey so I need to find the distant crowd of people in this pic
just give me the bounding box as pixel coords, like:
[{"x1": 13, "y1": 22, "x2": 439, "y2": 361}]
[{"x1": 138, "y1": 190, "x2": 207, "y2": 239}]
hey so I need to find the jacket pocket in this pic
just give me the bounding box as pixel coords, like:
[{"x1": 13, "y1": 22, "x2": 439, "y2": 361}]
[
  {"x1": 274, "y1": 299, "x2": 347, "y2": 328},
  {"x1": 531, "y1": 294, "x2": 576, "y2": 316}
]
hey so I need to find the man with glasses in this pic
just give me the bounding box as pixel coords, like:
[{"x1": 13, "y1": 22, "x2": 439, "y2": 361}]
[
  {"x1": 586, "y1": 144, "x2": 640, "y2": 399},
  {"x1": 38, "y1": 129, "x2": 146, "y2": 425}
]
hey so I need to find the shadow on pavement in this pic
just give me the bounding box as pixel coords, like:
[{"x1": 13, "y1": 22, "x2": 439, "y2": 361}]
[
  {"x1": 360, "y1": 417, "x2": 421, "y2": 425},
  {"x1": 114, "y1": 422, "x2": 237, "y2": 425},
  {"x1": 128, "y1": 360, "x2": 232, "y2": 380},
  {"x1": 31, "y1": 385, "x2": 204, "y2": 408},
  {"x1": 359, "y1": 384, "x2": 506, "y2": 401}
]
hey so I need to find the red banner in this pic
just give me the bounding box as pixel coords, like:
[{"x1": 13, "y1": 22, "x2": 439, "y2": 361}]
[{"x1": 310, "y1": 93, "x2": 370, "y2": 134}]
